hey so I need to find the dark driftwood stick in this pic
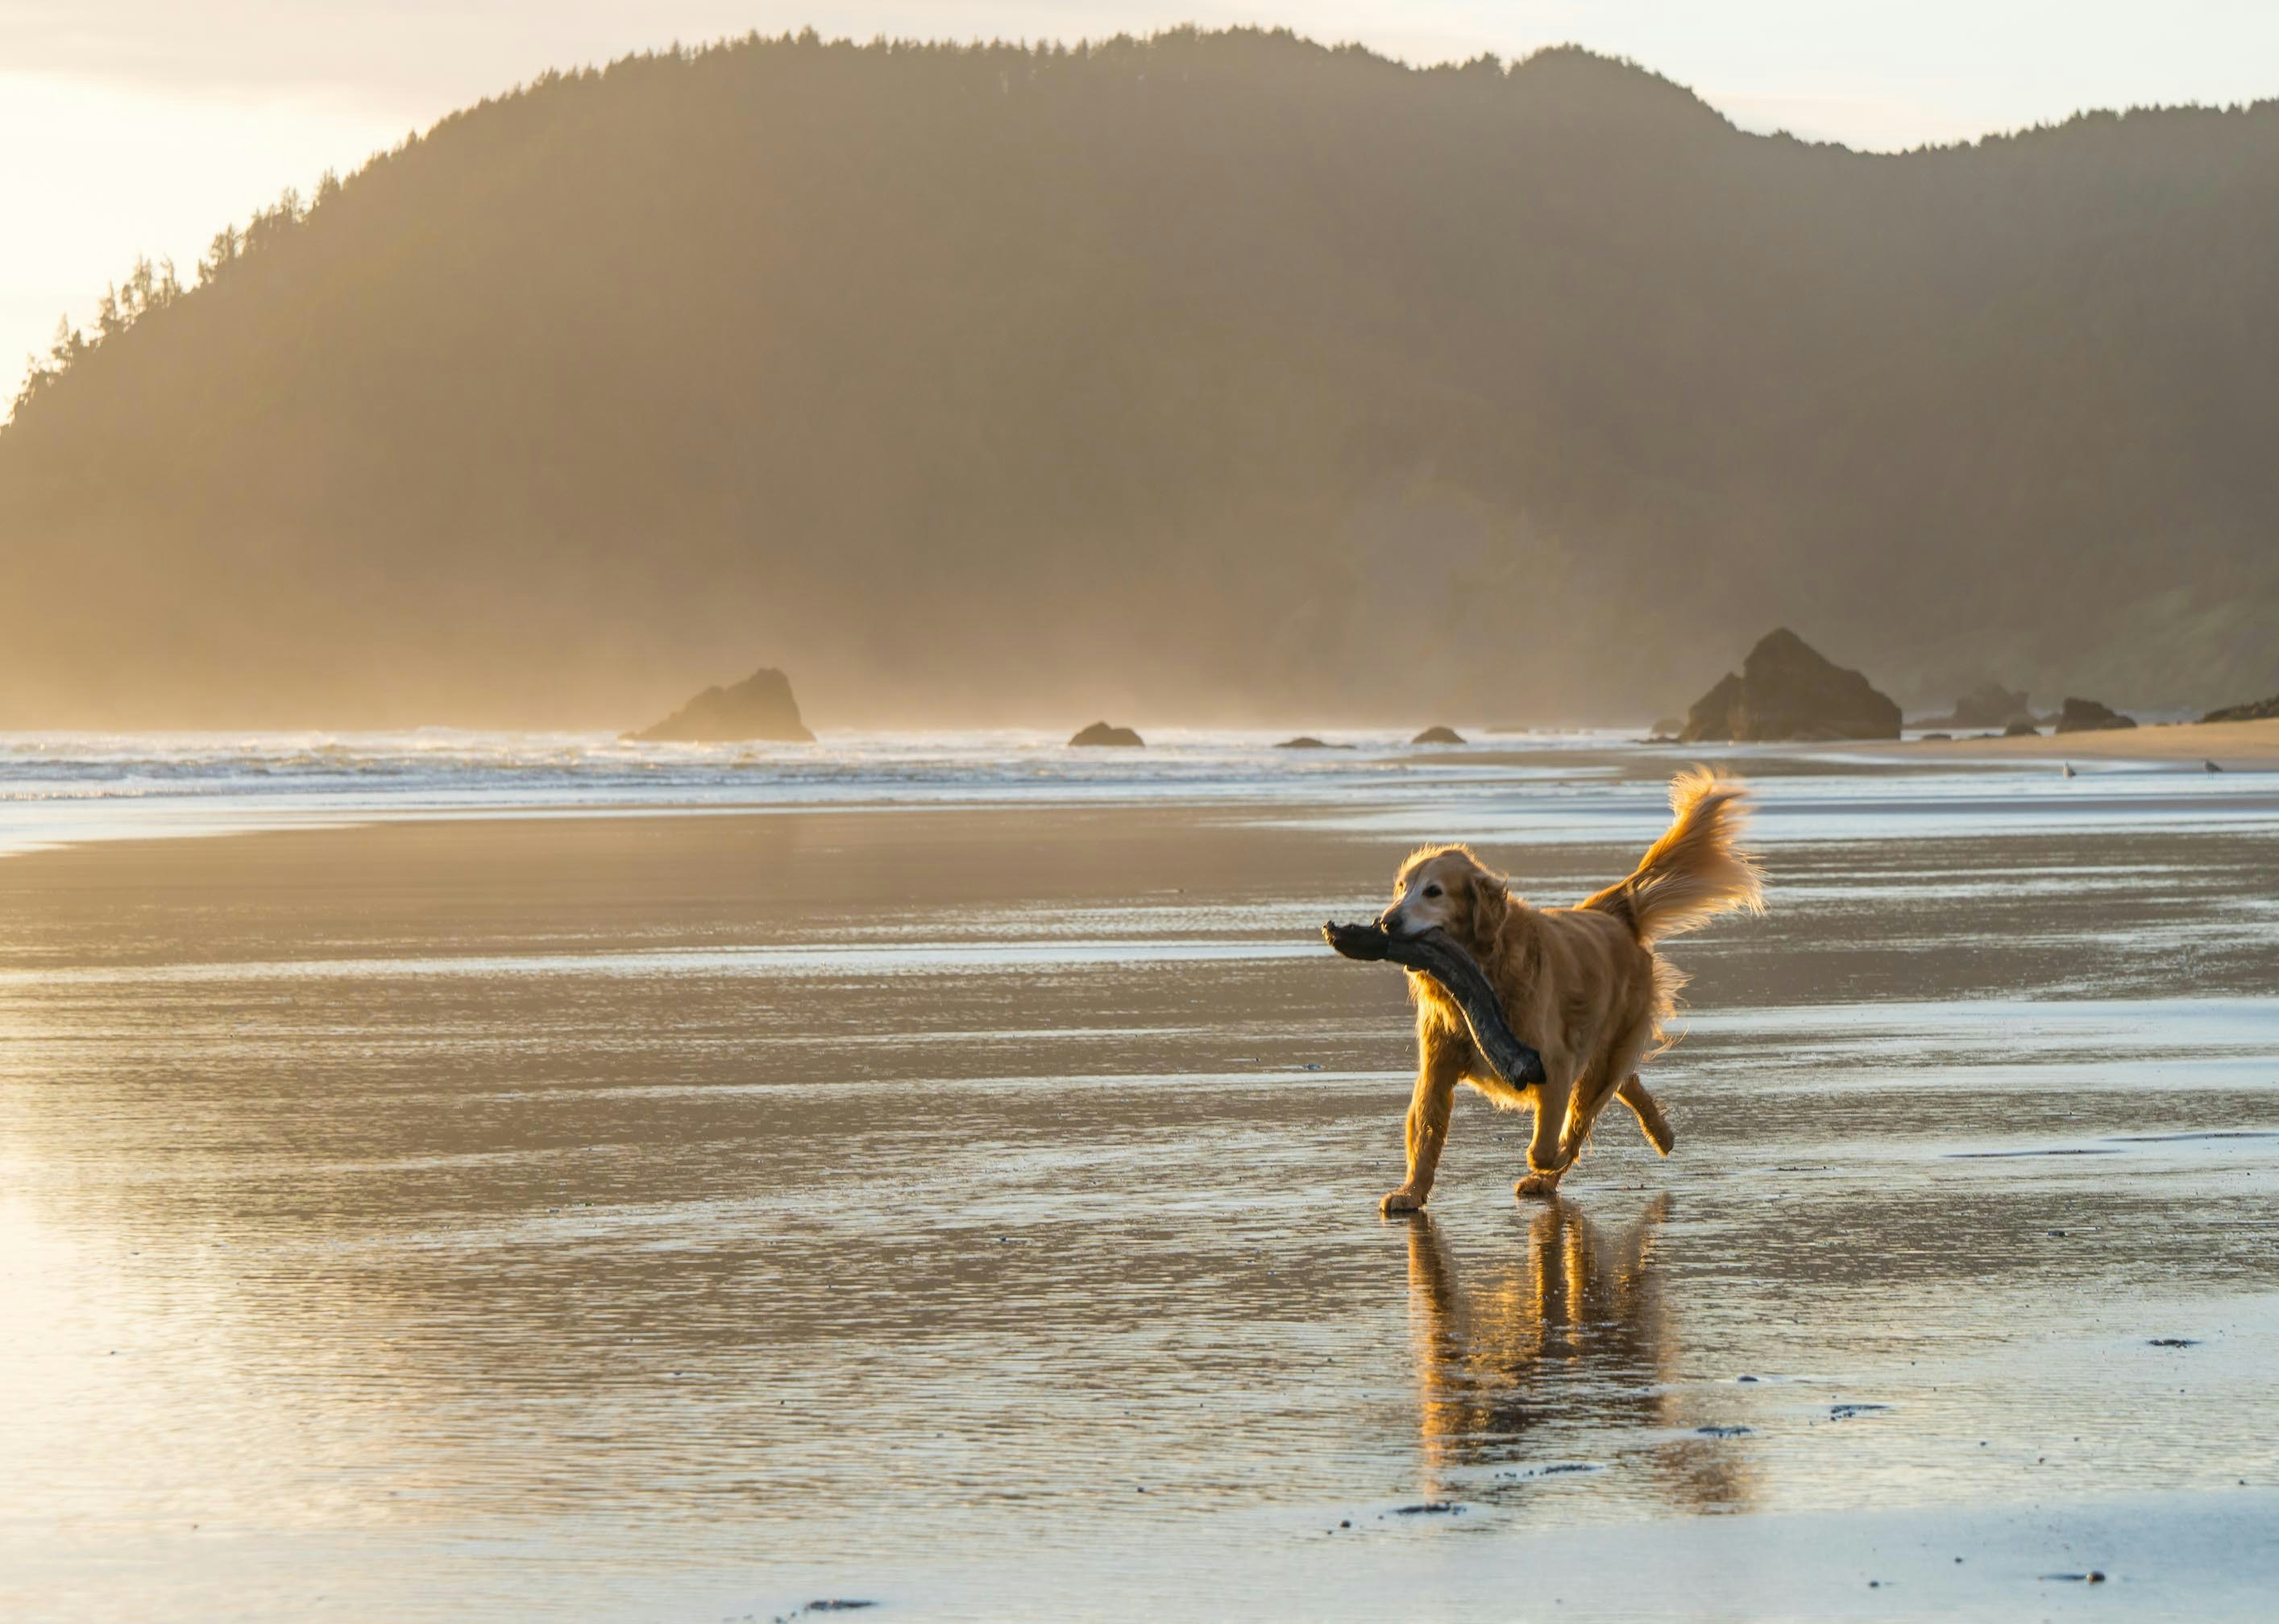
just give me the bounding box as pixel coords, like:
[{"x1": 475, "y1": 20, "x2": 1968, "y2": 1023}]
[{"x1": 1322, "y1": 920, "x2": 1547, "y2": 1088}]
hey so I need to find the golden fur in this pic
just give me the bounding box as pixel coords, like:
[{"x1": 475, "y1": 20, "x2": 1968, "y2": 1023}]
[{"x1": 1376, "y1": 770, "x2": 1763, "y2": 1211}]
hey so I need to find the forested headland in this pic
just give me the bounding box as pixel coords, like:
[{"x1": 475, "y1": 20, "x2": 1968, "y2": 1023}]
[{"x1": 6, "y1": 27, "x2": 2275, "y2": 727}]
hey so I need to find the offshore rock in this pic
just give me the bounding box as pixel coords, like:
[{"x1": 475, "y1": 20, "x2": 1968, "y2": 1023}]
[
  {"x1": 628, "y1": 667, "x2": 814, "y2": 742},
  {"x1": 2053, "y1": 696, "x2": 2136, "y2": 733},
  {"x1": 1678, "y1": 629, "x2": 1900, "y2": 742}
]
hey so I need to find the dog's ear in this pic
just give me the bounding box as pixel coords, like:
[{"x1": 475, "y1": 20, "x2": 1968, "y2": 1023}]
[{"x1": 1467, "y1": 868, "x2": 1510, "y2": 942}]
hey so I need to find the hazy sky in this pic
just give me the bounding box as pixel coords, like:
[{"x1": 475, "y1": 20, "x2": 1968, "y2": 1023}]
[{"x1": 6, "y1": 2, "x2": 2278, "y2": 388}]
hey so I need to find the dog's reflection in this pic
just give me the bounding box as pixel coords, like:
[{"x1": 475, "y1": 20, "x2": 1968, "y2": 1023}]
[{"x1": 1403, "y1": 1196, "x2": 1752, "y2": 1510}]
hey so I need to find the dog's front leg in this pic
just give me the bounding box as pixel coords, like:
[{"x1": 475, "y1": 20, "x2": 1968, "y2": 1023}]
[{"x1": 1382, "y1": 1024, "x2": 1466, "y2": 1215}]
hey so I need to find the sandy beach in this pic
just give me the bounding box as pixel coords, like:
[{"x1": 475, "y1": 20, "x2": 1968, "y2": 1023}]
[
  {"x1": 1897, "y1": 716, "x2": 2279, "y2": 769},
  {"x1": 3, "y1": 764, "x2": 2277, "y2": 1620}
]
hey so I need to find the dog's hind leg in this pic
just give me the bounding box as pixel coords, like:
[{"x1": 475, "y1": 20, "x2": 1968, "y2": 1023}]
[
  {"x1": 1560, "y1": 1064, "x2": 1626, "y2": 1166},
  {"x1": 1617, "y1": 1075, "x2": 1675, "y2": 1156},
  {"x1": 1557, "y1": 1019, "x2": 1656, "y2": 1169}
]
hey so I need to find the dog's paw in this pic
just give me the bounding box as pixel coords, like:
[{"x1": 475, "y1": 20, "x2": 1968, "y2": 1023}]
[
  {"x1": 1379, "y1": 1187, "x2": 1426, "y2": 1216},
  {"x1": 1513, "y1": 1171, "x2": 1563, "y2": 1199}
]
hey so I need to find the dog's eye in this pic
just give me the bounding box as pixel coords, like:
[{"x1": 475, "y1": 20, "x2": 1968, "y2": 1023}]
[{"x1": 1422, "y1": 884, "x2": 1443, "y2": 899}]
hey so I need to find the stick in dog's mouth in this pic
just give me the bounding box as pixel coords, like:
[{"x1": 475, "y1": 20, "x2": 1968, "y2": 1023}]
[{"x1": 1321, "y1": 920, "x2": 1546, "y2": 1088}]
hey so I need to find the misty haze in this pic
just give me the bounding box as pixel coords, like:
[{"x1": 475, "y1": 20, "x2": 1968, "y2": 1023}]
[{"x1": 7, "y1": 28, "x2": 2278, "y2": 729}]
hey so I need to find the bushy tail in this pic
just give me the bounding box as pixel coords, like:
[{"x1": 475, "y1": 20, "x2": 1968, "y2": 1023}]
[{"x1": 1584, "y1": 769, "x2": 1765, "y2": 945}]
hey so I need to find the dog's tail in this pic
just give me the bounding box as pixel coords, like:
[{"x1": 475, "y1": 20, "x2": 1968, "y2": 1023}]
[{"x1": 1583, "y1": 769, "x2": 1764, "y2": 946}]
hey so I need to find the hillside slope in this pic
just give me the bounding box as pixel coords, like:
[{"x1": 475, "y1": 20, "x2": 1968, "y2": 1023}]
[{"x1": 6, "y1": 28, "x2": 2277, "y2": 727}]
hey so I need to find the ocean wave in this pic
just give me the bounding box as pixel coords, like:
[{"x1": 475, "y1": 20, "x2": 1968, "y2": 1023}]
[{"x1": 0, "y1": 725, "x2": 1623, "y2": 853}]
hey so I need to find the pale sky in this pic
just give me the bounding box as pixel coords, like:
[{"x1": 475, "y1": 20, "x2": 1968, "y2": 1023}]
[{"x1": 6, "y1": 2, "x2": 2278, "y2": 388}]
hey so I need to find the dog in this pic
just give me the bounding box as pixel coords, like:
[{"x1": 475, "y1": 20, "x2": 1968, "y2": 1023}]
[{"x1": 1375, "y1": 770, "x2": 1762, "y2": 1211}]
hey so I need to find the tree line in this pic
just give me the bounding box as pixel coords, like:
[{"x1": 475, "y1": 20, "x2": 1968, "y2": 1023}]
[{"x1": 2, "y1": 27, "x2": 2274, "y2": 727}]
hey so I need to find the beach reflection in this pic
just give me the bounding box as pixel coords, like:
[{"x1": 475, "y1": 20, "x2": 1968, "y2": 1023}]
[{"x1": 1404, "y1": 1198, "x2": 1753, "y2": 1513}]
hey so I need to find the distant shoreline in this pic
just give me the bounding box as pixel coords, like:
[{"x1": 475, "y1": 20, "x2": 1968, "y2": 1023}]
[{"x1": 1877, "y1": 715, "x2": 2279, "y2": 769}]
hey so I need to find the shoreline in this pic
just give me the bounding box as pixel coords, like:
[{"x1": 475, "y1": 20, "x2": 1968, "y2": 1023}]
[
  {"x1": 1883, "y1": 714, "x2": 2279, "y2": 768},
  {"x1": 5, "y1": 722, "x2": 2273, "y2": 862}
]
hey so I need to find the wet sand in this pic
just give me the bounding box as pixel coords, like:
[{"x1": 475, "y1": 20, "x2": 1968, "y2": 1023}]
[{"x1": 4, "y1": 791, "x2": 2277, "y2": 1619}]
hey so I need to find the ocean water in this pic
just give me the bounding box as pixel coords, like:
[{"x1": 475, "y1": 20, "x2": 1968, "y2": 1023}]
[
  {"x1": 2, "y1": 725, "x2": 2273, "y2": 856},
  {"x1": 0, "y1": 727, "x2": 1575, "y2": 854}
]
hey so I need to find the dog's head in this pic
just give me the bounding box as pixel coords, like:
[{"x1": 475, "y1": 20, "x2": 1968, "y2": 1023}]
[{"x1": 1382, "y1": 844, "x2": 1511, "y2": 954}]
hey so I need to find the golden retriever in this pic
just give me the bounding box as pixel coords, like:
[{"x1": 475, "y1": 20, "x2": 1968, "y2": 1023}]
[{"x1": 1376, "y1": 770, "x2": 1762, "y2": 1211}]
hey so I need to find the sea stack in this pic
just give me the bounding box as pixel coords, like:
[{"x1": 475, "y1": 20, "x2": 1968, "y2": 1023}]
[
  {"x1": 1069, "y1": 721, "x2": 1144, "y2": 747},
  {"x1": 1411, "y1": 725, "x2": 1466, "y2": 745},
  {"x1": 2053, "y1": 697, "x2": 2136, "y2": 733},
  {"x1": 627, "y1": 667, "x2": 815, "y2": 742},
  {"x1": 1946, "y1": 681, "x2": 2034, "y2": 730},
  {"x1": 1677, "y1": 629, "x2": 1901, "y2": 742}
]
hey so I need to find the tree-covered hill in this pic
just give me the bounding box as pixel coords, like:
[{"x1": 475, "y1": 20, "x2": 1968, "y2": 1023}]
[{"x1": 6, "y1": 27, "x2": 2276, "y2": 727}]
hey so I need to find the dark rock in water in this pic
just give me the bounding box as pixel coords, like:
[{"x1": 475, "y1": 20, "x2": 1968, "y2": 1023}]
[
  {"x1": 1276, "y1": 735, "x2": 1350, "y2": 750},
  {"x1": 1411, "y1": 725, "x2": 1466, "y2": 745},
  {"x1": 2004, "y1": 721, "x2": 2041, "y2": 737},
  {"x1": 2054, "y1": 696, "x2": 2136, "y2": 733},
  {"x1": 1948, "y1": 680, "x2": 2033, "y2": 729},
  {"x1": 2202, "y1": 692, "x2": 2279, "y2": 724},
  {"x1": 626, "y1": 667, "x2": 813, "y2": 742},
  {"x1": 1391, "y1": 1501, "x2": 1465, "y2": 1515},
  {"x1": 1069, "y1": 721, "x2": 1144, "y2": 747},
  {"x1": 1696, "y1": 1423, "x2": 1754, "y2": 1438},
  {"x1": 1677, "y1": 629, "x2": 1901, "y2": 741},
  {"x1": 1682, "y1": 672, "x2": 1746, "y2": 738}
]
